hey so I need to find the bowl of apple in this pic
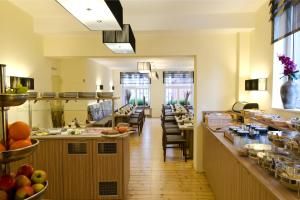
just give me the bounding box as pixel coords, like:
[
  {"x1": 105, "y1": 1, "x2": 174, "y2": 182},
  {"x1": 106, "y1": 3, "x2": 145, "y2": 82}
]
[{"x1": 0, "y1": 164, "x2": 48, "y2": 200}]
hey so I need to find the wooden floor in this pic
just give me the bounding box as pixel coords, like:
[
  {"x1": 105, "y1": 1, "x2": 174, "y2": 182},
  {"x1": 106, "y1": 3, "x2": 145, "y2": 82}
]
[{"x1": 127, "y1": 118, "x2": 215, "y2": 200}]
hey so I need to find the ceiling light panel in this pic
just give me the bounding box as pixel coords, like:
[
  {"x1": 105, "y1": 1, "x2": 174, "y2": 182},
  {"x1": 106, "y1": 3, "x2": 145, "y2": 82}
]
[{"x1": 56, "y1": 0, "x2": 123, "y2": 31}]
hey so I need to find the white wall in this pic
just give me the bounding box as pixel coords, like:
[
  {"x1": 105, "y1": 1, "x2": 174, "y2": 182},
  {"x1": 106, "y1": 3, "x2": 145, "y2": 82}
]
[
  {"x1": 239, "y1": 2, "x2": 300, "y2": 118},
  {"x1": 0, "y1": 1, "x2": 52, "y2": 128}
]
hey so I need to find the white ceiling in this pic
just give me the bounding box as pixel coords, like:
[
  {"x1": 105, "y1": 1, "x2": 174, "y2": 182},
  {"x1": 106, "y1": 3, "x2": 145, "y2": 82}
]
[
  {"x1": 90, "y1": 56, "x2": 194, "y2": 70},
  {"x1": 9, "y1": 0, "x2": 268, "y2": 34}
]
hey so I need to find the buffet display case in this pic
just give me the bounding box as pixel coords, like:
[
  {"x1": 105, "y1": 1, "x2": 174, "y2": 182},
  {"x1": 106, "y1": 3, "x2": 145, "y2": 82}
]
[{"x1": 203, "y1": 110, "x2": 300, "y2": 200}]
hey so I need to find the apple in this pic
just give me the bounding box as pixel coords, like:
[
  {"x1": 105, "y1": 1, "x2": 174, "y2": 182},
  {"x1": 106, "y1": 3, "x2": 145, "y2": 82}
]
[
  {"x1": 17, "y1": 165, "x2": 34, "y2": 178},
  {"x1": 0, "y1": 190, "x2": 7, "y2": 200},
  {"x1": 32, "y1": 183, "x2": 44, "y2": 194},
  {"x1": 0, "y1": 175, "x2": 15, "y2": 191},
  {"x1": 31, "y1": 170, "x2": 47, "y2": 184},
  {"x1": 15, "y1": 175, "x2": 31, "y2": 188},
  {"x1": 15, "y1": 186, "x2": 33, "y2": 200}
]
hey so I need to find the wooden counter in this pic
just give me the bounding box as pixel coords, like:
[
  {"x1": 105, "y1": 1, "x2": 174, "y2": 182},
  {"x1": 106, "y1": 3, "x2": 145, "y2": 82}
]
[
  {"x1": 12, "y1": 134, "x2": 130, "y2": 200},
  {"x1": 203, "y1": 124, "x2": 298, "y2": 200}
]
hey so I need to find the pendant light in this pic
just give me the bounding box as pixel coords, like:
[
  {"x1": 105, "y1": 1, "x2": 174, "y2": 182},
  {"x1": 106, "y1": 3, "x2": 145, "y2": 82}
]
[
  {"x1": 103, "y1": 24, "x2": 136, "y2": 54},
  {"x1": 56, "y1": 0, "x2": 123, "y2": 31},
  {"x1": 137, "y1": 62, "x2": 151, "y2": 73},
  {"x1": 150, "y1": 71, "x2": 159, "y2": 80}
]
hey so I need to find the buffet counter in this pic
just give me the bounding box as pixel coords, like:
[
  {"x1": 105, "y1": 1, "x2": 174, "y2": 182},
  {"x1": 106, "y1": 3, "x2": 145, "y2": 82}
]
[
  {"x1": 203, "y1": 124, "x2": 297, "y2": 200},
  {"x1": 11, "y1": 130, "x2": 130, "y2": 200}
]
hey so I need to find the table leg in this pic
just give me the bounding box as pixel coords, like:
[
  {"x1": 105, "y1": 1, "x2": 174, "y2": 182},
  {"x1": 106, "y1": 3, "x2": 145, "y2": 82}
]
[{"x1": 183, "y1": 130, "x2": 193, "y2": 159}]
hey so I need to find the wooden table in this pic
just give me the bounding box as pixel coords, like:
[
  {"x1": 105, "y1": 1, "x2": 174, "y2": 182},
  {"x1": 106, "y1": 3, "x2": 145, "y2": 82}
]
[{"x1": 175, "y1": 116, "x2": 194, "y2": 159}]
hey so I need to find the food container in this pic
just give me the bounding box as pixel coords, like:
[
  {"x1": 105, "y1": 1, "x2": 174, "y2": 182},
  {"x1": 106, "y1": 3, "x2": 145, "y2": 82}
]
[
  {"x1": 272, "y1": 119, "x2": 289, "y2": 128},
  {"x1": 40, "y1": 92, "x2": 56, "y2": 98},
  {"x1": 58, "y1": 92, "x2": 78, "y2": 98},
  {"x1": 27, "y1": 91, "x2": 39, "y2": 98},
  {"x1": 237, "y1": 130, "x2": 249, "y2": 137},
  {"x1": 244, "y1": 143, "x2": 272, "y2": 157},
  {"x1": 78, "y1": 92, "x2": 96, "y2": 98}
]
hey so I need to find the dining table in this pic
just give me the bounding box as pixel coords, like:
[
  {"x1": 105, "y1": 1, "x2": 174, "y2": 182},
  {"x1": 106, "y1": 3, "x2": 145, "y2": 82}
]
[{"x1": 175, "y1": 116, "x2": 194, "y2": 159}]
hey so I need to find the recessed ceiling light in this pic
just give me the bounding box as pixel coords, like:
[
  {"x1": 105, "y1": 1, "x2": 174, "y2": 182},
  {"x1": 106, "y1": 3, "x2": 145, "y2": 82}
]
[{"x1": 56, "y1": 0, "x2": 123, "y2": 31}]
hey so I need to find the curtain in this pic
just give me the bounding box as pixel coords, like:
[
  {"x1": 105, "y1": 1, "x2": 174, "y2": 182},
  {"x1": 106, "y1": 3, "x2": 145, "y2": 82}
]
[
  {"x1": 120, "y1": 72, "x2": 150, "y2": 84},
  {"x1": 270, "y1": 0, "x2": 300, "y2": 43},
  {"x1": 163, "y1": 71, "x2": 194, "y2": 84}
]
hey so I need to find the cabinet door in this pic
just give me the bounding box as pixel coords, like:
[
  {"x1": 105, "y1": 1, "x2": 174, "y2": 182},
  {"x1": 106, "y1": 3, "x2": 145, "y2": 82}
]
[
  {"x1": 93, "y1": 138, "x2": 123, "y2": 200},
  {"x1": 63, "y1": 140, "x2": 93, "y2": 200},
  {"x1": 32, "y1": 139, "x2": 63, "y2": 200}
]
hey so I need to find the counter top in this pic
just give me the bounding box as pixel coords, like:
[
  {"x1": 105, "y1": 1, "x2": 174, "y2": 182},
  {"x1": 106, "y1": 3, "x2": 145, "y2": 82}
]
[
  {"x1": 31, "y1": 128, "x2": 131, "y2": 139},
  {"x1": 204, "y1": 124, "x2": 298, "y2": 200}
]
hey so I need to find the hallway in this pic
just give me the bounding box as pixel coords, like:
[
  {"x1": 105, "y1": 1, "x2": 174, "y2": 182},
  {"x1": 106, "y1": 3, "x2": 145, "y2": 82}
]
[{"x1": 128, "y1": 118, "x2": 215, "y2": 200}]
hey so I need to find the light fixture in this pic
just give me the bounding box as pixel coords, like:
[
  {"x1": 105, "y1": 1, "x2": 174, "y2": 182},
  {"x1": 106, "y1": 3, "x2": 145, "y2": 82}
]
[
  {"x1": 245, "y1": 78, "x2": 267, "y2": 91},
  {"x1": 112, "y1": 86, "x2": 114, "y2": 90},
  {"x1": 56, "y1": 0, "x2": 123, "y2": 31},
  {"x1": 150, "y1": 71, "x2": 159, "y2": 80},
  {"x1": 103, "y1": 24, "x2": 136, "y2": 54},
  {"x1": 137, "y1": 62, "x2": 151, "y2": 73}
]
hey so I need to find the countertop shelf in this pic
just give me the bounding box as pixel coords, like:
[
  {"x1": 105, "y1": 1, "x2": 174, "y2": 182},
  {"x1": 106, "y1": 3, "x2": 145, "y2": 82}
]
[{"x1": 28, "y1": 96, "x2": 119, "y2": 102}]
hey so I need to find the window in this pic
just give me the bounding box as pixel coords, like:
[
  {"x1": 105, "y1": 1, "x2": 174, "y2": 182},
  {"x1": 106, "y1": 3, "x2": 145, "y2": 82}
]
[
  {"x1": 271, "y1": 0, "x2": 300, "y2": 109},
  {"x1": 163, "y1": 71, "x2": 194, "y2": 105},
  {"x1": 120, "y1": 72, "x2": 150, "y2": 106}
]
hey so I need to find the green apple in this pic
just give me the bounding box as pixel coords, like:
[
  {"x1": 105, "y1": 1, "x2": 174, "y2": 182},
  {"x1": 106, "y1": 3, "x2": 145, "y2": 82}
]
[
  {"x1": 32, "y1": 183, "x2": 44, "y2": 194},
  {"x1": 31, "y1": 170, "x2": 47, "y2": 184}
]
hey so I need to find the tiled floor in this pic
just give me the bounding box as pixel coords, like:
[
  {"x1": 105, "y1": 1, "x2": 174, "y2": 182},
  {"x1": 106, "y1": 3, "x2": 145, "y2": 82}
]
[{"x1": 127, "y1": 118, "x2": 215, "y2": 200}]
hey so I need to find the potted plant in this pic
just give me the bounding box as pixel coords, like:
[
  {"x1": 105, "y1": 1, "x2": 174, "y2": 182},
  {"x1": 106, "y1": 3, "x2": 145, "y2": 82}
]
[
  {"x1": 125, "y1": 89, "x2": 131, "y2": 105},
  {"x1": 278, "y1": 55, "x2": 299, "y2": 109},
  {"x1": 184, "y1": 91, "x2": 191, "y2": 105}
]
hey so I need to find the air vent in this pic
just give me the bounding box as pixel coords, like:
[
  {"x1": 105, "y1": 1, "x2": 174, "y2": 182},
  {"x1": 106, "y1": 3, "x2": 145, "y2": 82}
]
[
  {"x1": 68, "y1": 143, "x2": 87, "y2": 154},
  {"x1": 99, "y1": 181, "x2": 117, "y2": 196},
  {"x1": 98, "y1": 143, "x2": 117, "y2": 154}
]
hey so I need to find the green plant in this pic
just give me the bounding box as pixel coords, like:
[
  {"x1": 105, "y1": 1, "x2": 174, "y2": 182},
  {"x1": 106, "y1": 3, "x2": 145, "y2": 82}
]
[
  {"x1": 129, "y1": 98, "x2": 149, "y2": 106},
  {"x1": 167, "y1": 100, "x2": 177, "y2": 105},
  {"x1": 129, "y1": 99, "x2": 135, "y2": 105},
  {"x1": 178, "y1": 99, "x2": 191, "y2": 105}
]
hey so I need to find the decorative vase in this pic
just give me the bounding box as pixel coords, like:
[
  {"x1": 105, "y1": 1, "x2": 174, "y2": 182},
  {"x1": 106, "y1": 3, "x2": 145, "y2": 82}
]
[{"x1": 280, "y1": 77, "x2": 298, "y2": 109}]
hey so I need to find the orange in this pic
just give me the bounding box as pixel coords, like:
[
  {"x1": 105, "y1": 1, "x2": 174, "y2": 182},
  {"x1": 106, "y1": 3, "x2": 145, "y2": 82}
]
[
  {"x1": 0, "y1": 144, "x2": 5, "y2": 153},
  {"x1": 8, "y1": 121, "x2": 31, "y2": 140},
  {"x1": 117, "y1": 126, "x2": 128, "y2": 133},
  {"x1": 9, "y1": 139, "x2": 32, "y2": 150}
]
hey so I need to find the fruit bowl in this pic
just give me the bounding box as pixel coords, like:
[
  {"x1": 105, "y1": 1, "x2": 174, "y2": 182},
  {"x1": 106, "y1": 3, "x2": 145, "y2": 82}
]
[
  {"x1": 25, "y1": 181, "x2": 48, "y2": 200},
  {"x1": 0, "y1": 139, "x2": 39, "y2": 163},
  {"x1": 0, "y1": 94, "x2": 28, "y2": 107}
]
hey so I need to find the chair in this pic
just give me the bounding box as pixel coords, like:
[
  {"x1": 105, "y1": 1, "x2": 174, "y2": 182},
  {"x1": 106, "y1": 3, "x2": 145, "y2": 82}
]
[
  {"x1": 162, "y1": 124, "x2": 187, "y2": 162},
  {"x1": 129, "y1": 112, "x2": 143, "y2": 135}
]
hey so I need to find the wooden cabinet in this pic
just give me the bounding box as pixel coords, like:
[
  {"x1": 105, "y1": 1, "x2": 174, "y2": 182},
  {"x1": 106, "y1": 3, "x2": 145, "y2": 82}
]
[
  {"x1": 62, "y1": 139, "x2": 94, "y2": 200},
  {"x1": 32, "y1": 139, "x2": 63, "y2": 200},
  {"x1": 11, "y1": 136, "x2": 130, "y2": 200},
  {"x1": 93, "y1": 138, "x2": 123, "y2": 199}
]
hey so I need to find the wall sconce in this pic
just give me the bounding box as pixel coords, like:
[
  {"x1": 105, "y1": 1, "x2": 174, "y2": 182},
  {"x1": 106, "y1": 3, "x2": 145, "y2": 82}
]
[
  {"x1": 97, "y1": 84, "x2": 104, "y2": 91},
  {"x1": 112, "y1": 86, "x2": 114, "y2": 90},
  {"x1": 245, "y1": 78, "x2": 267, "y2": 91}
]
